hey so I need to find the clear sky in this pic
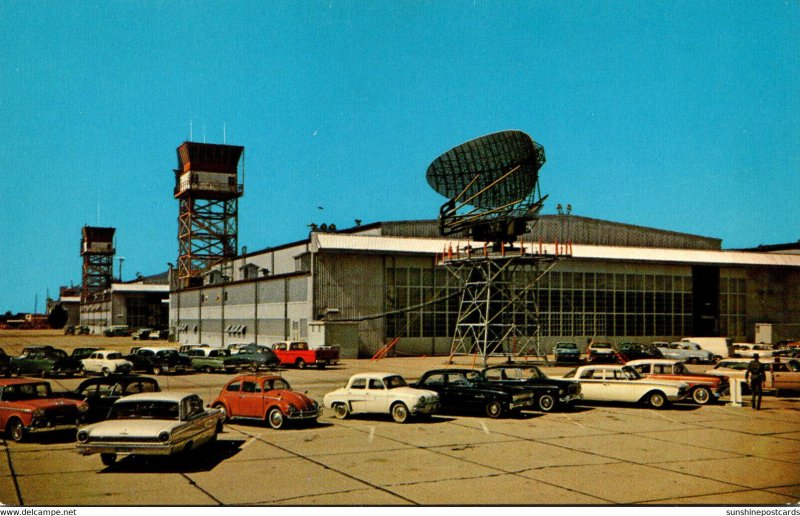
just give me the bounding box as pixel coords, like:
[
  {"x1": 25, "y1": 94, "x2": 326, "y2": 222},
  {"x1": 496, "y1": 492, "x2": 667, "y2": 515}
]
[{"x1": 1, "y1": 1, "x2": 798, "y2": 313}]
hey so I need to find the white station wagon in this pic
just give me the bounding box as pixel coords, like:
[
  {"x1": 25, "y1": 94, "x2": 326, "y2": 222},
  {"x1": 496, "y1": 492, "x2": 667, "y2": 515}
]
[
  {"x1": 80, "y1": 350, "x2": 132, "y2": 377},
  {"x1": 563, "y1": 364, "x2": 690, "y2": 409},
  {"x1": 77, "y1": 391, "x2": 224, "y2": 467},
  {"x1": 323, "y1": 372, "x2": 440, "y2": 423}
]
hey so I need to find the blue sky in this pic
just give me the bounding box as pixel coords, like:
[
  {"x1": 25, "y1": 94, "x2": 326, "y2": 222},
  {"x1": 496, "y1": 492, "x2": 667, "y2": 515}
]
[{"x1": 1, "y1": 1, "x2": 798, "y2": 313}]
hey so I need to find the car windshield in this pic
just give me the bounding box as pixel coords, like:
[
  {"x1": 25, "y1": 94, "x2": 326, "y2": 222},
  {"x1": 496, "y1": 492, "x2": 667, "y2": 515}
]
[
  {"x1": 106, "y1": 353, "x2": 124, "y2": 360},
  {"x1": 622, "y1": 366, "x2": 643, "y2": 380},
  {"x1": 156, "y1": 350, "x2": 177, "y2": 358},
  {"x1": 592, "y1": 343, "x2": 611, "y2": 349},
  {"x1": 1, "y1": 382, "x2": 52, "y2": 401},
  {"x1": 384, "y1": 375, "x2": 407, "y2": 389},
  {"x1": 109, "y1": 401, "x2": 180, "y2": 420},
  {"x1": 558, "y1": 343, "x2": 577, "y2": 349}
]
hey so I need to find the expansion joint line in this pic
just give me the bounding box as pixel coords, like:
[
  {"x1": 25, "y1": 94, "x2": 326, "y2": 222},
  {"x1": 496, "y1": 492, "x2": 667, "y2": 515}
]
[
  {"x1": 235, "y1": 427, "x2": 419, "y2": 505},
  {"x1": 1, "y1": 441, "x2": 23, "y2": 505}
]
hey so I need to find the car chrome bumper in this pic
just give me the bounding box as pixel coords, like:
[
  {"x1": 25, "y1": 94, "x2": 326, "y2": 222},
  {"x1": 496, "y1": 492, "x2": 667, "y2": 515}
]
[
  {"x1": 560, "y1": 393, "x2": 583, "y2": 404},
  {"x1": 286, "y1": 409, "x2": 321, "y2": 420},
  {"x1": 411, "y1": 402, "x2": 440, "y2": 415},
  {"x1": 509, "y1": 399, "x2": 536, "y2": 410},
  {"x1": 27, "y1": 422, "x2": 80, "y2": 434},
  {"x1": 78, "y1": 443, "x2": 177, "y2": 456}
]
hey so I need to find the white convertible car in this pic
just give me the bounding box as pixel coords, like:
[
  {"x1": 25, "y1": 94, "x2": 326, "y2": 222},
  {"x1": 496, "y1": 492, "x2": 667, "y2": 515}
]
[
  {"x1": 563, "y1": 364, "x2": 690, "y2": 408},
  {"x1": 323, "y1": 372, "x2": 440, "y2": 423},
  {"x1": 76, "y1": 391, "x2": 224, "y2": 467}
]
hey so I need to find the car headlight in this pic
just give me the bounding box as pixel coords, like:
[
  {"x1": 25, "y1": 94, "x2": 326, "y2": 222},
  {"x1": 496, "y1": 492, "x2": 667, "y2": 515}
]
[
  {"x1": 32, "y1": 408, "x2": 46, "y2": 418},
  {"x1": 158, "y1": 431, "x2": 171, "y2": 443},
  {"x1": 77, "y1": 430, "x2": 90, "y2": 443},
  {"x1": 78, "y1": 403, "x2": 89, "y2": 413},
  {"x1": 287, "y1": 405, "x2": 298, "y2": 415}
]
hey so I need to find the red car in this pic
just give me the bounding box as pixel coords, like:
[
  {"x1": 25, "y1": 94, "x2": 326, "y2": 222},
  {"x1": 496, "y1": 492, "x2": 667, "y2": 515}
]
[
  {"x1": 211, "y1": 374, "x2": 320, "y2": 429},
  {"x1": 626, "y1": 359, "x2": 728, "y2": 405},
  {"x1": 0, "y1": 378, "x2": 89, "y2": 442}
]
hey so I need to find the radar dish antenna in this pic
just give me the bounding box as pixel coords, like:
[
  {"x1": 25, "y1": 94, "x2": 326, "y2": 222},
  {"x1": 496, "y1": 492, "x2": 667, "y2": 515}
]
[{"x1": 426, "y1": 130, "x2": 547, "y2": 243}]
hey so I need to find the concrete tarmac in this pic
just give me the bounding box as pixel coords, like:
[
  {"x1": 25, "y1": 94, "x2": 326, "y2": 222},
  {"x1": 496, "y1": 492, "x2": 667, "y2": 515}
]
[{"x1": 1, "y1": 331, "x2": 799, "y2": 506}]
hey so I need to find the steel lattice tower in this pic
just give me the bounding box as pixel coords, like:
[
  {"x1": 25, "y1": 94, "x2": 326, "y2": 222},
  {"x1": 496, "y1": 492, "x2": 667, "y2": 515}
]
[
  {"x1": 442, "y1": 243, "x2": 564, "y2": 365},
  {"x1": 174, "y1": 142, "x2": 244, "y2": 288},
  {"x1": 80, "y1": 226, "x2": 116, "y2": 302}
]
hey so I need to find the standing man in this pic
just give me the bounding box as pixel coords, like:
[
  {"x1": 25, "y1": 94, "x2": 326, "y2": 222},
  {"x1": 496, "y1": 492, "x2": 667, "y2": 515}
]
[{"x1": 745, "y1": 353, "x2": 765, "y2": 410}]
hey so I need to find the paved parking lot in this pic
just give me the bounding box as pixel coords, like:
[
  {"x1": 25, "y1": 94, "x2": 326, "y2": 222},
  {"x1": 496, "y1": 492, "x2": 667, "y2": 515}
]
[{"x1": 1, "y1": 332, "x2": 800, "y2": 506}]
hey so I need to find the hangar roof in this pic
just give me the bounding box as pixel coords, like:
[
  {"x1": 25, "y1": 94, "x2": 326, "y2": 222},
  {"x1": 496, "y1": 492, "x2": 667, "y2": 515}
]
[{"x1": 311, "y1": 233, "x2": 800, "y2": 268}]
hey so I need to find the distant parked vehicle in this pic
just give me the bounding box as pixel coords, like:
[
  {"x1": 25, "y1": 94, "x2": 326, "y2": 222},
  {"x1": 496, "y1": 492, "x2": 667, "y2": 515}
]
[
  {"x1": 132, "y1": 328, "x2": 153, "y2": 340},
  {"x1": 616, "y1": 343, "x2": 663, "y2": 362},
  {"x1": 70, "y1": 347, "x2": 102, "y2": 361},
  {"x1": 587, "y1": 341, "x2": 617, "y2": 363},
  {"x1": 189, "y1": 348, "x2": 251, "y2": 374},
  {"x1": 80, "y1": 350, "x2": 133, "y2": 377},
  {"x1": 11, "y1": 348, "x2": 82, "y2": 378},
  {"x1": 656, "y1": 342, "x2": 717, "y2": 364},
  {"x1": 271, "y1": 341, "x2": 339, "y2": 369},
  {"x1": 103, "y1": 325, "x2": 132, "y2": 337},
  {"x1": 731, "y1": 343, "x2": 777, "y2": 359},
  {"x1": 124, "y1": 347, "x2": 191, "y2": 375},
  {"x1": 0, "y1": 348, "x2": 11, "y2": 377},
  {"x1": 553, "y1": 342, "x2": 581, "y2": 363},
  {"x1": 233, "y1": 344, "x2": 280, "y2": 370}
]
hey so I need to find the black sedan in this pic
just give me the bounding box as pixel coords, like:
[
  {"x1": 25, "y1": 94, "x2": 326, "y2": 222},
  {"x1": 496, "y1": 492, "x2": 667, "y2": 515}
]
[
  {"x1": 60, "y1": 375, "x2": 161, "y2": 422},
  {"x1": 124, "y1": 348, "x2": 192, "y2": 375},
  {"x1": 234, "y1": 344, "x2": 280, "y2": 370},
  {"x1": 482, "y1": 364, "x2": 582, "y2": 412},
  {"x1": 412, "y1": 368, "x2": 536, "y2": 418}
]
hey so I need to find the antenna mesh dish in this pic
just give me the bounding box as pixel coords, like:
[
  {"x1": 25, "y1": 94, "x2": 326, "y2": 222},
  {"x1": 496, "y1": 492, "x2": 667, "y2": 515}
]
[{"x1": 426, "y1": 130, "x2": 545, "y2": 210}]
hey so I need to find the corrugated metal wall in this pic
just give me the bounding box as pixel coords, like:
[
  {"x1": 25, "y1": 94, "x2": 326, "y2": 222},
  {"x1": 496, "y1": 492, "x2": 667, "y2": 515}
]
[{"x1": 314, "y1": 253, "x2": 386, "y2": 357}]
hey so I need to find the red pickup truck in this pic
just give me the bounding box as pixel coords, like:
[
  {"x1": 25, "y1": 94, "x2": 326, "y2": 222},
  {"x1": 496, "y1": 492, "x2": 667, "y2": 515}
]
[{"x1": 271, "y1": 341, "x2": 339, "y2": 369}]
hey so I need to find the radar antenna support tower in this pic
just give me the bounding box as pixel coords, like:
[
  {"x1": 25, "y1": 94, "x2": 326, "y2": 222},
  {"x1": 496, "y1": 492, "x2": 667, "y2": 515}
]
[{"x1": 426, "y1": 130, "x2": 566, "y2": 365}]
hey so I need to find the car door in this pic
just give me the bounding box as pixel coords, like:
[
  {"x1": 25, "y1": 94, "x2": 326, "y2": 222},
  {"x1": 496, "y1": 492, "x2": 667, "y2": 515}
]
[
  {"x1": 365, "y1": 378, "x2": 388, "y2": 412},
  {"x1": 576, "y1": 368, "x2": 605, "y2": 401},
  {"x1": 771, "y1": 362, "x2": 800, "y2": 391},
  {"x1": 238, "y1": 380, "x2": 264, "y2": 418},
  {"x1": 84, "y1": 352, "x2": 101, "y2": 373},
  {"x1": 446, "y1": 373, "x2": 481, "y2": 410},
  {"x1": 346, "y1": 378, "x2": 369, "y2": 414}
]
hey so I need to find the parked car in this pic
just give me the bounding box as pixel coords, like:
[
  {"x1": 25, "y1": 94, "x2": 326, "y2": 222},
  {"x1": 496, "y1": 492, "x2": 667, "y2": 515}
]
[
  {"x1": 482, "y1": 364, "x2": 582, "y2": 412},
  {"x1": 553, "y1": 342, "x2": 581, "y2": 363},
  {"x1": 587, "y1": 341, "x2": 617, "y2": 363},
  {"x1": 212, "y1": 374, "x2": 320, "y2": 429},
  {"x1": 616, "y1": 343, "x2": 663, "y2": 362},
  {"x1": 226, "y1": 342, "x2": 252, "y2": 355},
  {"x1": 563, "y1": 364, "x2": 690, "y2": 409},
  {"x1": 706, "y1": 358, "x2": 800, "y2": 393},
  {"x1": 0, "y1": 348, "x2": 11, "y2": 377},
  {"x1": 103, "y1": 325, "x2": 133, "y2": 337},
  {"x1": 64, "y1": 375, "x2": 161, "y2": 422},
  {"x1": 132, "y1": 328, "x2": 153, "y2": 340},
  {"x1": 271, "y1": 341, "x2": 339, "y2": 369},
  {"x1": 412, "y1": 368, "x2": 536, "y2": 418},
  {"x1": 233, "y1": 344, "x2": 280, "y2": 370},
  {"x1": 324, "y1": 372, "x2": 440, "y2": 423},
  {"x1": 124, "y1": 347, "x2": 191, "y2": 375},
  {"x1": 731, "y1": 343, "x2": 777, "y2": 359},
  {"x1": 1, "y1": 378, "x2": 89, "y2": 442},
  {"x1": 70, "y1": 347, "x2": 102, "y2": 361},
  {"x1": 11, "y1": 348, "x2": 82, "y2": 378},
  {"x1": 656, "y1": 342, "x2": 717, "y2": 364},
  {"x1": 76, "y1": 391, "x2": 224, "y2": 467},
  {"x1": 189, "y1": 348, "x2": 251, "y2": 373},
  {"x1": 80, "y1": 350, "x2": 133, "y2": 377},
  {"x1": 625, "y1": 359, "x2": 727, "y2": 405}
]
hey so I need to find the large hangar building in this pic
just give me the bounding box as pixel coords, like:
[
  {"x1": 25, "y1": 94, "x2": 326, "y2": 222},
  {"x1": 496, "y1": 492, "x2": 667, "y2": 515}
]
[{"x1": 169, "y1": 216, "x2": 800, "y2": 358}]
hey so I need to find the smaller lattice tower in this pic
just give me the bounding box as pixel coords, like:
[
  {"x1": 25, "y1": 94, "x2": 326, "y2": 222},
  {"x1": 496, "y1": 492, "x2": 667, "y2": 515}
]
[
  {"x1": 174, "y1": 142, "x2": 244, "y2": 288},
  {"x1": 80, "y1": 226, "x2": 116, "y2": 302}
]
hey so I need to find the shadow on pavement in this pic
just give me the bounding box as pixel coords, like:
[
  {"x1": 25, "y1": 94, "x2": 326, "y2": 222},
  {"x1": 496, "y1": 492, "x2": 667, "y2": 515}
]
[{"x1": 99, "y1": 438, "x2": 245, "y2": 473}]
